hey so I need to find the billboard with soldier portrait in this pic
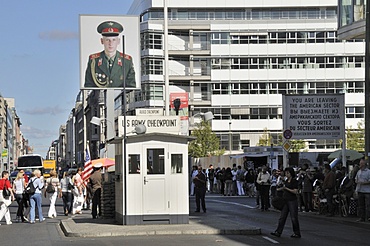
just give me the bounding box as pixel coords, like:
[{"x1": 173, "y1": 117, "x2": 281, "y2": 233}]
[{"x1": 80, "y1": 15, "x2": 140, "y2": 90}]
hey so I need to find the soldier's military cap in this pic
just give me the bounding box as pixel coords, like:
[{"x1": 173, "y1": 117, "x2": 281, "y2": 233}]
[{"x1": 97, "y1": 21, "x2": 123, "y2": 36}]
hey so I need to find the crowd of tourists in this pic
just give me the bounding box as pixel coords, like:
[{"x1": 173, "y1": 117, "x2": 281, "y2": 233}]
[
  {"x1": 0, "y1": 164, "x2": 103, "y2": 225},
  {"x1": 191, "y1": 157, "x2": 370, "y2": 221}
]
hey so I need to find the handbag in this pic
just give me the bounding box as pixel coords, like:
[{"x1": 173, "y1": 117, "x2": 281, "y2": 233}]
[
  {"x1": 271, "y1": 196, "x2": 286, "y2": 211},
  {"x1": 46, "y1": 180, "x2": 55, "y2": 193},
  {"x1": 2, "y1": 179, "x2": 11, "y2": 198}
]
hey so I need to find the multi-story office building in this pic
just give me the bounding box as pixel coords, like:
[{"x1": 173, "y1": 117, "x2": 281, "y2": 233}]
[
  {"x1": 123, "y1": 0, "x2": 366, "y2": 154},
  {"x1": 125, "y1": 0, "x2": 366, "y2": 153}
]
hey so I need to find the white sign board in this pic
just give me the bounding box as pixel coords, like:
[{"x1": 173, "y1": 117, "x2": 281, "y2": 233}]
[
  {"x1": 135, "y1": 108, "x2": 163, "y2": 116},
  {"x1": 118, "y1": 116, "x2": 180, "y2": 136},
  {"x1": 283, "y1": 94, "x2": 344, "y2": 140}
]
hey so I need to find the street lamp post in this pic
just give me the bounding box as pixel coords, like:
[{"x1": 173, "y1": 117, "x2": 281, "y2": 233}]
[{"x1": 192, "y1": 112, "x2": 214, "y2": 122}]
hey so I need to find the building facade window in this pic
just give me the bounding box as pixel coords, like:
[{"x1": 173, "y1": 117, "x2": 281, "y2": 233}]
[
  {"x1": 141, "y1": 32, "x2": 163, "y2": 50},
  {"x1": 141, "y1": 58, "x2": 163, "y2": 75},
  {"x1": 142, "y1": 8, "x2": 336, "y2": 21},
  {"x1": 346, "y1": 106, "x2": 365, "y2": 118},
  {"x1": 211, "y1": 81, "x2": 362, "y2": 95},
  {"x1": 209, "y1": 56, "x2": 365, "y2": 70},
  {"x1": 142, "y1": 84, "x2": 163, "y2": 101}
]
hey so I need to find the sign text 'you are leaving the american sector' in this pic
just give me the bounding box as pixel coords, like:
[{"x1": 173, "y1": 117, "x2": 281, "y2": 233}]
[{"x1": 283, "y1": 94, "x2": 344, "y2": 140}]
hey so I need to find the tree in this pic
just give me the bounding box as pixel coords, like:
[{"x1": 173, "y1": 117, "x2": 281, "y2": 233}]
[
  {"x1": 257, "y1": 128, "x2": 272, "y2": 146},
  {"x1": 346, "y1": 120, "x2": 364, "y2": 152},
  {"x1": 188, "y1": 121, "x2": 224, "y2": 157},
  {"x1": 289, "y1": 139, "x2": 307, "y2": 152}
]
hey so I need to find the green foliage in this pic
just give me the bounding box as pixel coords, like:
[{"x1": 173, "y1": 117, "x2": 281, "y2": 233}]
[
  {"x1": 188, "y1": 121, "x2": 223, "y2": 157},
  {"x1": 257, "y1": 128, "x2": 272, "y2": 146},
  {"x1": 289, "y1": 139, "x2": 307, "y2": 152},
  {"x1": 346, "y1": 120, "x2": 364, "y2": 152},
  {"x1": 258, "y1": 130, "x2": 306, "y2": 152}
]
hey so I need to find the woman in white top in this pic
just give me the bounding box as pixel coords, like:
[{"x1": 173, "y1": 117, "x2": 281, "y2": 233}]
[
  {"x1": 12, "y1": 171, "x2": 27, "y2": 222},
  {"x1": 72, "y1": 168, "x2": 84, "y2": 215},
  {"x1": 44, "y1": 170, "x2": 60, "y2": 218}
]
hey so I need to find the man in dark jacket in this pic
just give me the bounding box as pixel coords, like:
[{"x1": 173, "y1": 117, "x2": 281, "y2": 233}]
[
  {"x1": 207, "y1": 165, "x2": 215, "y2": 193},
  {"x1": 323, "y1": 164, "x2": 336, "y2": 216},
  {"x1": 89, "y1": 164, "x2": 103, "y2": 219},
  {"x1": 193, "y1": 166, "x2": 207, "y2": 213}
]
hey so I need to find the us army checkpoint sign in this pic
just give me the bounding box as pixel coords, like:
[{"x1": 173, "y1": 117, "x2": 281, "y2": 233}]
[{"x1": 282, "y1": 94, "x2": 344, "y2": 140}]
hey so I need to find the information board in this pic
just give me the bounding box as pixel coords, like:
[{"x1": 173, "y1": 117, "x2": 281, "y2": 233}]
[{"x1": 283, "y1": 94, "x2": 344, "y2": 140}]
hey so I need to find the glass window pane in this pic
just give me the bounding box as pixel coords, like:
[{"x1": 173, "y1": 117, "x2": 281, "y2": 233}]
[
  {"x1": 171, "y1": 154, "x2": 183, "y2": 174},
  {"x1": 129, "y1": 154, "x2": 140, "y2": 174},
  {"x1": 147, "y1": 149, "x2": 165, "y2": 174}
]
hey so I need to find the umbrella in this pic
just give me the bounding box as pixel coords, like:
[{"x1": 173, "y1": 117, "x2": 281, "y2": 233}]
[
  {"x1": 91, "y1": 158, "x2": 115, "y2": 168},
  {"x1": 327, "y1": 149, "x2": 364, "y2": 161}
]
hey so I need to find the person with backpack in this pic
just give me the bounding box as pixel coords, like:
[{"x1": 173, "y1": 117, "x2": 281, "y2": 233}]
[
  {"x1": 28, "y1": 169, "x2": 45, "y2": 224},
  {"x1": 44, "y1": 170, "x2": 60, "y2": 218},
  {"x1": 236, "y1": 165, "x2": 246, "y2": 196}
]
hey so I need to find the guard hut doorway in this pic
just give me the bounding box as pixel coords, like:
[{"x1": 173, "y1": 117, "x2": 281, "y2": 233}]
[{"x1": 113, "y1": 133, "x2": 192, "y2": 225}]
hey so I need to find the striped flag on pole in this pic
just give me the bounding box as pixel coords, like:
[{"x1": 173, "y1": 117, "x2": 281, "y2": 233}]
[{"x1": 82, "y1": 145, "x2": 93, "y2": 182}]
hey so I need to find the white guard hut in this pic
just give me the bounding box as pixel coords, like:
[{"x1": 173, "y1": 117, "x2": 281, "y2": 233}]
[{"x1": 113, "y1": 115, "x2": 193, "y2": 225}]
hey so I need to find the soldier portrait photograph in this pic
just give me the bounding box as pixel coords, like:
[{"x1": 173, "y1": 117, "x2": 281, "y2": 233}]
[{"x1": 80, "y1": 15, "x2": 140, "y2": 90}]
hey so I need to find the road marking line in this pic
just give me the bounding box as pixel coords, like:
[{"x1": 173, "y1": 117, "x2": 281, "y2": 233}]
[
  {"x1": 262, "y1": 236, "x2": 279, "y2": 244},
  {"x1": 208, "y1": 199, "x2": 255, "y2": 209}
]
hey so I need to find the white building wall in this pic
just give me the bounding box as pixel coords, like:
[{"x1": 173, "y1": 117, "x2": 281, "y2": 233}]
[{"x1": 130, "y1": 0, "x2": 364, "y2": 153}]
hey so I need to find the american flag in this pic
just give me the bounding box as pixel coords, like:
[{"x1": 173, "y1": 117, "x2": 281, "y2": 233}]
[{"x1": 82, "y1": 145, "x2": 93, "y2": 182}]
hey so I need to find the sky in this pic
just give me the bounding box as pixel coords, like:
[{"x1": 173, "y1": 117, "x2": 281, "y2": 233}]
[{"x1": 0, "y1": 0, "x2": 134, "y2": 156}]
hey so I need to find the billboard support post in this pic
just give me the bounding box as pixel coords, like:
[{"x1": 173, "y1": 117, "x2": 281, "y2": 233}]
[{"x1": 122, "y1": 34, "x2": 128, "y2": 225}]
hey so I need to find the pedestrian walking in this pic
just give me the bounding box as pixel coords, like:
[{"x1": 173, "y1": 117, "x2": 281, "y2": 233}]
[
  {"x1": 207, "y1": 164, "x2": 215, "y2": 193},
  {"x1": 72, "y1": 168, "x2": 84, "y2": 215},
  {"x1": 245, "y1": 169, "x2": 256, "y2": 197},
  {"x1": 236, "y1": 165, "x2": 246, "y2": 196},
  {"x1": 271, "y1": 167, "x2": 301, "y2": 238},
  {"x1": 45, "y1": 170, "x2": 60, "y2": 218},
  {"x1": 355, "y1": 158, "x2": 370, "y2": 222},
  {"x1": 90, "y1": 163, "x2": 103, "y2": 219},
  {"x1": 323, "y1": 164, "x2": 336, "y2": 217},
  {"x1": 224, "y1": 167, "x2": 233, "y2": 196},
  {"x1": 193, "y1": 166, "x2": 207, "y2": 213},
  {"x1": 216, "y1": 167, "x2": 225, "y2": 195},
  {"x1": 29, "y1": 169, "x2": 45, "y2": 224},
  {"x1": 257, "y1": 165, "x2": 271, "y2": 211},
  {"x1": 60, "y1": 171, "x2": 73, "y2": 216},
  {"x1": 0, "y1": 171, "x2": 14, "y2": 225},
  {"x1": 12, "y1": 171, "x2": 27, "y2": 222},
  {"x1": 301, "y1": 164, "x2": 314, "y2": 212},
  {"x1": 190, "y1": 166, "x2": 198, "y2": 196}
]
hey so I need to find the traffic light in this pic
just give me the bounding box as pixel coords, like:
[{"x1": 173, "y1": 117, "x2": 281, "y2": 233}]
[{"x1": 173, "y1": 98, "x2": 181, "y2": 115}]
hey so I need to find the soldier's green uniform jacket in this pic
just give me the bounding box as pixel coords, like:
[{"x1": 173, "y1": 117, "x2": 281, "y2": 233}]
[{"x1": 84, "y1": 51, "x2": 136, "y2": 88}]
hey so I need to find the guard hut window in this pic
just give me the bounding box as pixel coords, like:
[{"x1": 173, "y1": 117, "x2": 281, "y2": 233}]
[
  {"x1": 129, "y1": 154, "x2": 140, "y2": 174},
  {"x1": 147, "y1": 149, "x2": 165, "y2": 175},
  {"x1": 171, "y1": 154, "x2": 183, "y2": 174}
]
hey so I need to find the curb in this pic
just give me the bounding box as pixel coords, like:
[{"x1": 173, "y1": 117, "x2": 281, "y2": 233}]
[{"x1": 60, "y1": 219, "x2": 261, "y2": 238}]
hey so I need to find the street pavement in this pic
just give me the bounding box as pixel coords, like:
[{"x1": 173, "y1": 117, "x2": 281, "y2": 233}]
[
  {"x1": 60, "y1": 193, "x2": 370, "y2": 238},
  {"x1": 60, "y1": 209, "x2": 261, "y2": 237}
]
